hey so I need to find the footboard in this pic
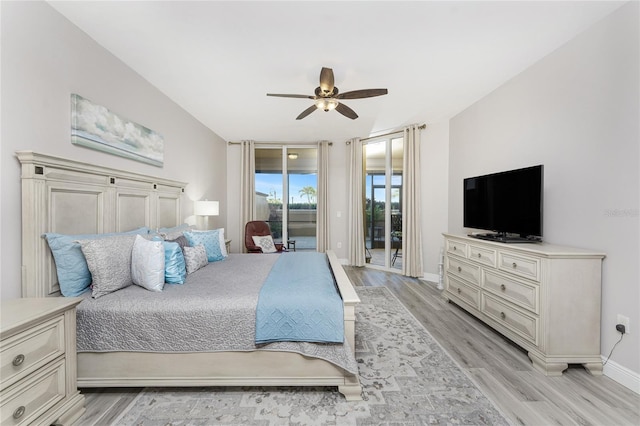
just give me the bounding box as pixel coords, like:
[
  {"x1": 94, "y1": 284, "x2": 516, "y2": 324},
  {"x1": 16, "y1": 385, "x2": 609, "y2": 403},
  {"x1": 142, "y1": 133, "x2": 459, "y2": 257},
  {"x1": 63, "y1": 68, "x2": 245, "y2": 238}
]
[{"x1": 326, "y1": 250, "x2": 359, "y2": 355}]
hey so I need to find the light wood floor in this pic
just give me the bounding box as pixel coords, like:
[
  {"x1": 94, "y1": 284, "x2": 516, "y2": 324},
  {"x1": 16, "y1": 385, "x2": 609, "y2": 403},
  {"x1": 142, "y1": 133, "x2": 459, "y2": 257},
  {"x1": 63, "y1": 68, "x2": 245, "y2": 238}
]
[{"x1": 76, "y1": 267, "x2": 639, "y2": 426}]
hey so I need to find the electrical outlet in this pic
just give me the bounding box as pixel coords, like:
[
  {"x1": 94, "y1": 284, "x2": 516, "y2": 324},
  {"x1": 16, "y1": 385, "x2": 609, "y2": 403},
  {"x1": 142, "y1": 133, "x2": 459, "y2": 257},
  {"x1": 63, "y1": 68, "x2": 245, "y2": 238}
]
[
  {"x1": 337, "y1": 242, "x2": 342, "y2": 249},
  {"x1": 617, "y1": 314, "x2": 630, "y2": 334}
]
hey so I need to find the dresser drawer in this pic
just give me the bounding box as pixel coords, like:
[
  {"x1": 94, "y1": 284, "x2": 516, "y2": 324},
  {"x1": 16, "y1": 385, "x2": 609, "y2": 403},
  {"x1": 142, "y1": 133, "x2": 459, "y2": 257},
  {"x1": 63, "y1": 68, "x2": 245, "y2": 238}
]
[
  {"x1": 446, "y1": 239, "x2": 467, "y2": 258},
  {"x1": 0, "y1": 316, "x2": 65, "y2": 390},
  {"x1": 446, "y1": 275, "x2": 480, "y2": 310},
  {"x1": 469, "y1": 244, "x2": 497, "y2": 267},
  {"x1": 483, "y1": 270, "x2": 539, "y2": 313},
  {"x1": 498, "y1": 252, "x2": 540, "y2": 281},
  {"x1": 446, "y1": 256, "x2": 480, "y2": 285},
  {"x1": 0, "y1": 359, "x2": 66, "y2": 426},
  {"x1": 482, "y1": 294, "x2": 538, "y2": 344}
]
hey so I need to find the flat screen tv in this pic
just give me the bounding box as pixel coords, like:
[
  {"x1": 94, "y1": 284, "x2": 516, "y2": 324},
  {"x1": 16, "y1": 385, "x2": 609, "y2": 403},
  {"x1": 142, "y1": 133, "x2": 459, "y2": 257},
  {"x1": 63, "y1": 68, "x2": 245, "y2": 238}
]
[{"x1": 463, "y1": 165, "x2": 543, "y2": 243}]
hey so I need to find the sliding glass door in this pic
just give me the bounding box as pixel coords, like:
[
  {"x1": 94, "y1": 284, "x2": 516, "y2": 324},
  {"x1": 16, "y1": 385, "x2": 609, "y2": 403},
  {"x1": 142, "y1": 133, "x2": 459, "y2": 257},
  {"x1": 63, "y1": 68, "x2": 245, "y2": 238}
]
[
  {"x1": 255, "y1": 146, "x2": 317, "y2": 251},
  {"x1": 364, "y1": 135, "x2": 403, "y2": 269}
]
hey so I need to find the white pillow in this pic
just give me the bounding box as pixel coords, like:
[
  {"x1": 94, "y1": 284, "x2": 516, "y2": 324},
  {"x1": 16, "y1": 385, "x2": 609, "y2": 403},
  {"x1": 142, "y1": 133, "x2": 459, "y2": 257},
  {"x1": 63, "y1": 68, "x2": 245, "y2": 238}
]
[
  {"x1": 252, "y1": 235, "x2": 277, "y2": 253},
  {"x1": 131, "y1": 235, "x2": 165, "y2": 292}
]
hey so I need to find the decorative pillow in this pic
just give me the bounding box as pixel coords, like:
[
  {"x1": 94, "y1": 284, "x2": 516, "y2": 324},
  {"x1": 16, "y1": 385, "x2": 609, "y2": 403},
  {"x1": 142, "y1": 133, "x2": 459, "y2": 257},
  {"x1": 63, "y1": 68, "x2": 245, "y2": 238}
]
[
  {"x1": 184, "y1": 229, "x2": 227, "y2": 262},
  {"x1": 145, "y1": 229, "x2": 163, "y2": 240},
  {"x1": 166, "y1": 235, "x2": 189, "y2": 250},
  {"x1": 252, "y1": 235, "x2": 277, "y2": 253},
  {"x1": 77, "y1": 234, "x2": 137, "y2": 299},
  {"x1": 43, "y1": 226, "x2": 150, "y2": 297},
  {"x1": 160, "y1": 224, "x2": 196, "y2": 241},
  {"x1": 183, "y1": 244, "x2": 208, "y2": 274},
  {"x1": 131, "y1": 235, "x2": 165, "y2": 292},
  {"x1": 158, "y1": 223, "x2": 191, "y2": 234},
  {"x1": 162, "y1": 241, "x2": 187, "y2": 284}
]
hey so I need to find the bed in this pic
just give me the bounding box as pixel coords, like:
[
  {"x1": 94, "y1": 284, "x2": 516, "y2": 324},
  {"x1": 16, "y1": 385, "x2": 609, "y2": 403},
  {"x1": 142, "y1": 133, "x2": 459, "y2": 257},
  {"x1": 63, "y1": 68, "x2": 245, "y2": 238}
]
[{"x1": 17, "y1": 150, "x2": 362, "y2": 401}]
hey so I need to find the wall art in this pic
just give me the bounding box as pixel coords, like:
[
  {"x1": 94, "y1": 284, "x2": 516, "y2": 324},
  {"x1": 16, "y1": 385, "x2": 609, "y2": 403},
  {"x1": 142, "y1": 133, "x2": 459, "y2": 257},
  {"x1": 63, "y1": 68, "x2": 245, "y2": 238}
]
[{"x1": 71, "y1": 94, "x2": 164, "y2": 167}]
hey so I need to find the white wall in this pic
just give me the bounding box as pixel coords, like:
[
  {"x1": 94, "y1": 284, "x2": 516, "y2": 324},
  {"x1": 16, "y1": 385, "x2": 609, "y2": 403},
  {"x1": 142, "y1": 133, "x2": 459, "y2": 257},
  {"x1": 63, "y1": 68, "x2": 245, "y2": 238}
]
[
  {"x1": 0, "y1": 1, "x2": 227, "y2": 300},
  {"x1": 448, "y1": 2, "x2": 639, "y2": 380}
]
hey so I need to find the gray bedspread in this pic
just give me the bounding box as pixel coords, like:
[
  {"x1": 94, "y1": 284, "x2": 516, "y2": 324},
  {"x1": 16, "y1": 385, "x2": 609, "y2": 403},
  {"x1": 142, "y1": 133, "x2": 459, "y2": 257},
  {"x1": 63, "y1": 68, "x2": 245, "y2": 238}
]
[{"x1": 76, "y1": 253, "x2": 357, "y2": 374}]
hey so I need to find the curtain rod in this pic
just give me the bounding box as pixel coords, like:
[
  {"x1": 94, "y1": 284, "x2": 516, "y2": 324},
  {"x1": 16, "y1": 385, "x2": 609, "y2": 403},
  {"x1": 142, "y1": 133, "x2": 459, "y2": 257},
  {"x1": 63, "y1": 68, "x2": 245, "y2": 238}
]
[
  {"x1": 228, "y1": 141, "x2": 332, "y2": 146},
  {"x1": 347, "y1": 123, "x2": 427, "y2": 144},
  {"x1": 227, "y1": 123, "x2": 426, "y2": 146}
]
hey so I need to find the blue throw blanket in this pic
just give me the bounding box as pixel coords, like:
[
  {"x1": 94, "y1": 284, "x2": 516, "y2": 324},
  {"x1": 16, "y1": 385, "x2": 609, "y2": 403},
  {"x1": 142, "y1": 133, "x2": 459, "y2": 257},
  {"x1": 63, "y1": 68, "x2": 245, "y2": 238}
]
[{"x1": 255, "y1": 252, "x2": 344, "y2": 344}]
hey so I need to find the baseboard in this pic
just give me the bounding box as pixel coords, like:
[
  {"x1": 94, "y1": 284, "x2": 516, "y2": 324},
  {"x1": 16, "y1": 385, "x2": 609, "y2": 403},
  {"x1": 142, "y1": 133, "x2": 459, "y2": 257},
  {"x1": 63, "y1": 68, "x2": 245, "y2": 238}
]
[
  {"x1": 422, "y1": 272, "x2": 444, "y2": 290},
  {"x1": 422, "y1": 272, "x2": 439, "y2": 284},
  {"x1": 602, "y1": 356, "x2": 640, "y2": 394}
]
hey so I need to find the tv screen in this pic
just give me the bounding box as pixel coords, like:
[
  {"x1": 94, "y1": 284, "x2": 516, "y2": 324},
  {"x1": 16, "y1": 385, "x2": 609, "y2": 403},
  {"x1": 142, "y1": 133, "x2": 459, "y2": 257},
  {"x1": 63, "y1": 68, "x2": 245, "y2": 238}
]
[{"x1": 463, "y1": 165, "x2": 543, "y2": 241}]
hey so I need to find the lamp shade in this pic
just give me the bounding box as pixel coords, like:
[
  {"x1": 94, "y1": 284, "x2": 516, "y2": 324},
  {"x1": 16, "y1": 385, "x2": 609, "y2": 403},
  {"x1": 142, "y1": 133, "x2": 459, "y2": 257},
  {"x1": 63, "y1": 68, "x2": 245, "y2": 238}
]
[{"x1": 194, "y1": 200, "x2": 219, "y2": 216}]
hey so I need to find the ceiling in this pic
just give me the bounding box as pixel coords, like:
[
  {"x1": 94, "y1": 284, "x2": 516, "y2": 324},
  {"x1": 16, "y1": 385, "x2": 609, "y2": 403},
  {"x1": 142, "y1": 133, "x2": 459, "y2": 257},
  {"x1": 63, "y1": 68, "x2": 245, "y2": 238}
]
[{"x1": 48, "y1": 1, "x2": 624, "y2": 143}]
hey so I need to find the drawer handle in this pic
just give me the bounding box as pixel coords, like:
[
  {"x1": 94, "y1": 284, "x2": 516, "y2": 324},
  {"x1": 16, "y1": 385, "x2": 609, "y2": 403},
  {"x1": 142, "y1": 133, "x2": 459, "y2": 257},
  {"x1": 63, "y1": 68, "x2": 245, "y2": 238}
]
[
  {"x1": 457, "y1": 266, "x2": 462, "y2": 273},
  {"x1": 12, "y1": 354, "x2": 25, "y2": 367},
  {"x1": 500, "y1": 284, "x2": 506, "y2": 291},
  {"x1": 500, "y1": 312, "x2": 506, "y2": 320},
  {"x1": 477, "y1": 253, "x2": 482, "y2": 258},
  {"x1": 453, "y1": 246, "x2": 457, "y2": 251},
  {"x1": 457, "y1": 288, "x2": 461, "y2": 294},
  {"x1": 512, "y1": 262, "x2": 517, "y2": 269},
  {"x1": 13, "y1": 406, "x2": 26, "y2": 420}
]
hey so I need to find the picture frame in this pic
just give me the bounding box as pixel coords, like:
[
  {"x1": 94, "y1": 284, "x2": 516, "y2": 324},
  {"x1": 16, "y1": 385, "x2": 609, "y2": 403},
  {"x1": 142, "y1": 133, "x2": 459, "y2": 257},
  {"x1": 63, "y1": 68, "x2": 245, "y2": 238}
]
[{"x1": 71, "y1": 93, "x2": 164, "y2": 167}]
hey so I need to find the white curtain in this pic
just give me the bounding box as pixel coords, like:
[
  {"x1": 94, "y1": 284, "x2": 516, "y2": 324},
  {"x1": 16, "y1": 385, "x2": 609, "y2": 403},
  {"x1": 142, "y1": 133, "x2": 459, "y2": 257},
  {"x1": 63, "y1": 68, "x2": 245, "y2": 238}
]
[
  {"x1": 402, "y1": 125, "x2": 423, "y2": 277},
  {"x1": 240, "y1": 140, "x2": 256, "y2": 252},
  {"x1": 316, "y1": 141, "x2": 330, "y2": 253},
  {"x1": 347, "y1": 138, "x2": 366, "y2": 266}
]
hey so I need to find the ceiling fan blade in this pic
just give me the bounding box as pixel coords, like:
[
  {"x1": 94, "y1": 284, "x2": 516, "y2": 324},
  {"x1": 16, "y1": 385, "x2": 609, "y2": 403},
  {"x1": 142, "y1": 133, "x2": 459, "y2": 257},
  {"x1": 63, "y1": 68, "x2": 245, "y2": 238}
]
[
  {"x1": 319, "y1": 67, "x2": 335, "y2": 95},
  {"x1": 336, "y1": 88, "x2": 388, "y2": 99},
  {"x1": 296, "y1": 105, "x2": 318, "y2": 120},
  {"x1": 267, "y1": 93, "x2": 315, "y2": 99},
  {"x1": 336, "y1": 102, "x2": 358, "y2": 120}
]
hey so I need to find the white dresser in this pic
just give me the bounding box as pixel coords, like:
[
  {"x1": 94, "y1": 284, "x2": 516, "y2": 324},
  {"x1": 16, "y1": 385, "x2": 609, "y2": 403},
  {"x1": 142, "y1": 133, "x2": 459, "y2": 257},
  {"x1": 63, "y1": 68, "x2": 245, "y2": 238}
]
[
  {"x1": 1, "y1": 298, "x2": 85, "y2": 425},
  {"x1": 443, "y1": 233, "x2": 605, "y2": 376}
]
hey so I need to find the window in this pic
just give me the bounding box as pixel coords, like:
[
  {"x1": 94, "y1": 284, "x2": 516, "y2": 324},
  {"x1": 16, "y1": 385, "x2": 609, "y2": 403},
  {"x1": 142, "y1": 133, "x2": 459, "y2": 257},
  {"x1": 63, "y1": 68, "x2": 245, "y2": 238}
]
[
  {"x1": 255, "y1": 146, "x2": 317, "y2": 251},
  {"x1": 364, "y1": 135, "x2": 403, "y2": 269}
]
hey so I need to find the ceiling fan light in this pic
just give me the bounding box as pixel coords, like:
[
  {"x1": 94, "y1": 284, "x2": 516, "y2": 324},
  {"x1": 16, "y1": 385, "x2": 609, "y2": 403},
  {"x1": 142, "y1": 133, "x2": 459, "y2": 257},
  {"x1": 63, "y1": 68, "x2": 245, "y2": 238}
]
[{"x1": 315, "y1": 98, "x2": 338, "y2": 112}]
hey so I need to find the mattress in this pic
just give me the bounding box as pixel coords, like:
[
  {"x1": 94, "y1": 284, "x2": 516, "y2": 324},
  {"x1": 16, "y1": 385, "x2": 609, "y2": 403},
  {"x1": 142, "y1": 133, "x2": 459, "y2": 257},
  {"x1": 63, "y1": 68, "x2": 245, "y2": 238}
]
[{"x1": 76, "y1": 253, "x2": 357, "y2": 374}]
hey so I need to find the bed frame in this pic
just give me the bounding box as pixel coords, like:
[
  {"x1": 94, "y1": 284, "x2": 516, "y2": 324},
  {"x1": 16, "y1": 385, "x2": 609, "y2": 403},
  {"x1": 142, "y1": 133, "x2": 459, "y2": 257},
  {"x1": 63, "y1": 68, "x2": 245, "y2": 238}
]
[{"x1": 17, "y1": 151, "x2": 362, "y2": 401}]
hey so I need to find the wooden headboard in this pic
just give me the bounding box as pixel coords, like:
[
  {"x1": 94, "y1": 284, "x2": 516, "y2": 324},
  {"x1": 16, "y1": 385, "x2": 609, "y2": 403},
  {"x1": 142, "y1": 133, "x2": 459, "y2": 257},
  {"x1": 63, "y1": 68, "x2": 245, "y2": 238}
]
[{"x1": 17, "y1": 151, "x2": 187, "y2": 298}]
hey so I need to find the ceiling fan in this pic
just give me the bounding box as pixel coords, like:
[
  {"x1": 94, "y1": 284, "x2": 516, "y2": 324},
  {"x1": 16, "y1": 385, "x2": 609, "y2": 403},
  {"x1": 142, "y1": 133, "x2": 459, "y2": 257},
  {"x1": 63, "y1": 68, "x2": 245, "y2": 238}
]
[{"x1": 267, "y1": 67, "x2": 388, "y2": 120}]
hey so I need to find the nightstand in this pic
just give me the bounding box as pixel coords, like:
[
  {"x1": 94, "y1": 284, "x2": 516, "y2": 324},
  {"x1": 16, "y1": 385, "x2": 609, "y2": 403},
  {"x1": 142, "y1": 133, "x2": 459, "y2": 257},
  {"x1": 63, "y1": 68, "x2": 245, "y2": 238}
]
[{"x1": 1, "y1": 298, "x2": 85, "y2": 425}]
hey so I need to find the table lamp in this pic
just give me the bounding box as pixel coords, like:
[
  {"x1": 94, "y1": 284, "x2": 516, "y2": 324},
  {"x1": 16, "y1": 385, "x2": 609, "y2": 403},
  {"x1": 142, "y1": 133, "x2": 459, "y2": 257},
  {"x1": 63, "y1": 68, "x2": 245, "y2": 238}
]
[{"x1": 194, "y1": 199, "x2": 219, "y2": 230}]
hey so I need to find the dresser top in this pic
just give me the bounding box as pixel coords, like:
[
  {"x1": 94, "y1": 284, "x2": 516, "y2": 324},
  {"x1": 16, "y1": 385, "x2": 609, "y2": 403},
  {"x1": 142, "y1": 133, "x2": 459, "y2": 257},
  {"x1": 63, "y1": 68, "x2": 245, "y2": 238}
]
[
  {"x1": 443, "y1": 233, "x2": 606, "y2": 259},
  {"x1": 1, "y1": 297, "x2": 82, "y2": 338}
]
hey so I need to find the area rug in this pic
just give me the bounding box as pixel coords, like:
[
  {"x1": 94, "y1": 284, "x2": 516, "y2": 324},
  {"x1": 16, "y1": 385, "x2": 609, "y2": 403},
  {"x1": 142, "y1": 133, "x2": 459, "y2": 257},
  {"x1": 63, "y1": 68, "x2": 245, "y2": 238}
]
[{"x1": 114, "y1": 287, "x2": 508, "y2": 425}]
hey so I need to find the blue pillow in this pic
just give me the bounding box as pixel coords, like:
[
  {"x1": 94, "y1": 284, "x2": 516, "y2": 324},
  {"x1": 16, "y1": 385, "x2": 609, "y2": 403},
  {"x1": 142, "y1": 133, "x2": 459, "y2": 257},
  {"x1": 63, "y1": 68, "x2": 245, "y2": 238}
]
[
  {"x1": 158, "y1": 223, "x2": 190, "y2": 234},
  {"x1": 162, "y1": 241, "x2": 186, "y2": 284},
  {"x1": 43, "y1": 227, "x2": 150, "y2": 297},
  {"x1": 184, "y1": 229, "x2": 226, "y2": 262}
]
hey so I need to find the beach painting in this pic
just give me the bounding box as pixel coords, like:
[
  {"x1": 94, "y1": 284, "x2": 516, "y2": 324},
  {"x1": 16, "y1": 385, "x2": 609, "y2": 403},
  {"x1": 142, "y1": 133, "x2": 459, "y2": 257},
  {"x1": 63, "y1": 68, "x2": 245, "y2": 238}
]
[{"x1": 71, "y1": 94, "x2": 164, "y2": 167}]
